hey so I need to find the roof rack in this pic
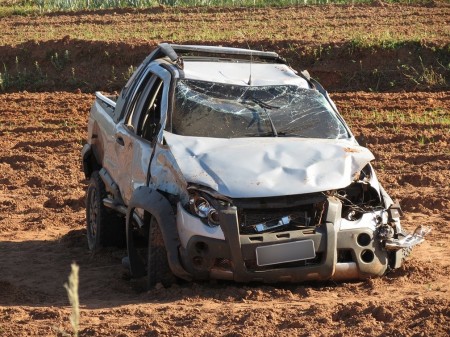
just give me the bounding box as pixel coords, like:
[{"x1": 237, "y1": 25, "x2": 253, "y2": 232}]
[
  {"x1": 153, "y1": 43, "x2": 286, "y2": 69},
  {"x1": 172, "y1": 44, "x2": 281, "y2": 59}
]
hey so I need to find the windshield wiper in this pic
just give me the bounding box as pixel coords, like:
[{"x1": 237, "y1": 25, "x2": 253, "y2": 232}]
[
  {"x1": 251, "y1": 97, "x2": 280, "y2": 110},
  {"x1": 245, "y1": 131, "x2": 288, "y2": 137},
  {"x1": 249, "y1": 98, "x2": 279, "y2": 137}
]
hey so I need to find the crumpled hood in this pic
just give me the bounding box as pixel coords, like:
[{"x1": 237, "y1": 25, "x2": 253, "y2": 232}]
[{"x1": 164, "y1": 132, "x2": 375, "y2": 198}]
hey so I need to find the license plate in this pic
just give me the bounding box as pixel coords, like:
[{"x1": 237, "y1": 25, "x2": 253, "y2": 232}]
[{"x1": 256, "y1": 240, "x2": 316, "y2": 266}]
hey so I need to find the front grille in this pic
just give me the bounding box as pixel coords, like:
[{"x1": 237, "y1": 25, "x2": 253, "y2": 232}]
[
  {"x1": 238, "y1": 204, "x2": 327, "y2": 234},
  {"x1": 234, "y1": 193, "x2": 328, "y2": 235},
  {"x1": 242, "y1": 209, "x2": 309, "y2": 226},
  {"x1": 239, "y1": 208, "x2": 312, "y2": 234}
]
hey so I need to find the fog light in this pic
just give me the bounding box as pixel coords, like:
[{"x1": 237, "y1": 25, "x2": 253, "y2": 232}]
[
  {"x1": 357, "y1": 233, "x2": 371, "y2": 247},
  {"x1": 361, "y1": 249, "x2": 374, "y2": 263}
]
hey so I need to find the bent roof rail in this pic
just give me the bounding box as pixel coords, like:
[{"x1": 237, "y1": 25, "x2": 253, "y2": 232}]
[
  {"x1": 171, "y1": 44, "x2": 284, "y2": 61},
  {"x1": 140, "y1": 43, "x2": 286, "y2": 72}
]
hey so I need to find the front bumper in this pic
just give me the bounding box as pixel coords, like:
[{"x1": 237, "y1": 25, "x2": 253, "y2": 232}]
[{"x1": 178, "y1": 197, "x2": 396, "y2": 282}]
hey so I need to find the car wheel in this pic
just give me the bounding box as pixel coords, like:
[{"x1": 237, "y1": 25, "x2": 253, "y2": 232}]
[
  {"x1": 147, "y1": 216, "x2": 175, "y2": 288},
  {"x1": 86, "y1": 170, "x2": 125, "y2": 251}
]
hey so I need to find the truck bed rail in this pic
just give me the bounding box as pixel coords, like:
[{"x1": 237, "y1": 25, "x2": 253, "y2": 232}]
[{"x1": 95, "y1": 92, "x2": 116, "y2": 109}]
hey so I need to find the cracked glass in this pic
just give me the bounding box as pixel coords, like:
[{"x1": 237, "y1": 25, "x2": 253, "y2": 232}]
[{"x1": 172, "y1": 80, "x2": 349, "y2": 139}]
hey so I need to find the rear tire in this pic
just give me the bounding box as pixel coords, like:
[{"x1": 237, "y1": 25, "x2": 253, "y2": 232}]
[
  {"x1": 86, "y1": 171, "x2": 125, "y2": 251},
  {"x1": 147, "y1": 216, "x2": 175, "y2": 288}
]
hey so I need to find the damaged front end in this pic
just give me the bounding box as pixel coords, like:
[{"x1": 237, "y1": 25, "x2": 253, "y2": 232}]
[
  {"x1": 159, "y1": 76, "x2": 429, "y2": 282},
  {"x1": 328, "y1": 164, "x2": 430, "y2": 279},
  {"x1": 172, "y1": 162, "x2": 430, "y2": 283}
]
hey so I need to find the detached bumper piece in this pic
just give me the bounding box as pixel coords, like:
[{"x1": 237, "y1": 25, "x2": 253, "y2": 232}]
[{"x1": 384, "y1": 225, "x2": 431, "y2": 251}]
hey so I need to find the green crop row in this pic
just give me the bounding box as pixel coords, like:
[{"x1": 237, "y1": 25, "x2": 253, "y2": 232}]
[{"x1": 0, "y1": 0, "x2": 435, "y2": 16}]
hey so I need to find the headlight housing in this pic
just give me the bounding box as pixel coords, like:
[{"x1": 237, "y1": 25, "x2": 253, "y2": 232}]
[{"x1": 188, "y1": 191, "x2": 221, "y2": 227}]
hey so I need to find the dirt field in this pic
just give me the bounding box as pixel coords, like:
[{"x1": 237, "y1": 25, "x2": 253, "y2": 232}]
[
  {"x1": 0, "y1": 3, "x2": 449, "y2": 337},
  {"x1": 1, "y1": 4, "x2": 449, "y2": 93}
]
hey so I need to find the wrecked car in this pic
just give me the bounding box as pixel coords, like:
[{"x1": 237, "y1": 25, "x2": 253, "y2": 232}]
[{"x1": 82, "y1": 43, "x2": 428, "y2": 287}]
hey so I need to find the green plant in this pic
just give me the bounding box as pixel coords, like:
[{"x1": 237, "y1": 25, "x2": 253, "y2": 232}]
[
  {"x1": 123, "y1": 65, "x2": 137, "y2": 81},
  {"x1": 400, "y1": 56, "x2": 447, "y2": 89},
  {"x1": 0, "y1": 0, "x2": 433, "y2": 14},
  {"x1": 50, "y1": 50, "x2": 70, "y2": 71},
  {"x1": 0, "y1": 57, "x2": 47, "y2": 91},
  {"x1": 0, "y1": 64, "x2": 10, "y2": 91}
]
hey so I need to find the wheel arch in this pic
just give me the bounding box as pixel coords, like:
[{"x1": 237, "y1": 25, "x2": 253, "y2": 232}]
[
  {"x1": 81, "y1": 144, "x2": 101, "y2": 179},
  {"x1": 125, "y1": 186, "x2": 192, "y2": 281}
]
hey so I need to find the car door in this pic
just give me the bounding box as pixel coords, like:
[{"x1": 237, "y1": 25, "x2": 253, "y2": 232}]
[{"x1": 112, "y1": 64, "x2": 171, "y2": 205}]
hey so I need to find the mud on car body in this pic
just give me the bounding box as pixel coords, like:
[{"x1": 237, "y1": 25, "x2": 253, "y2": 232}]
[{"x1": 82, "y1": 43, "x2": 429, "y2": 287}]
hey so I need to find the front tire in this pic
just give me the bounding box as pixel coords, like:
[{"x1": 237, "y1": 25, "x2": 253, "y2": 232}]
[{"x1": 86, "y1": 171, "x2": 125, "y2": 251}]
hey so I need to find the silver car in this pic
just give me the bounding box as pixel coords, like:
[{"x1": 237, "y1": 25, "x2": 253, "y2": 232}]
[{"x1": 82, "y1": 44, "x2": 428, "y2": 287}]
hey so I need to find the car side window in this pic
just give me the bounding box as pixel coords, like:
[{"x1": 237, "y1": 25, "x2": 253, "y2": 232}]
[
  {"x1": 125, "y1": 72, "x2": 154, "y2": 127},
  {"x1": 131, "y1": 76, "x2": 164, "y2": 143}
]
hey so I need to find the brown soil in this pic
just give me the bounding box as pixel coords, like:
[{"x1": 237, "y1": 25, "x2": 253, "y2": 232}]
[
  {"x1": 1, "y1": 3, "x2": 449, "y2": 336},
  {"x1": 2, "y1": 5, "x2": 449, "y2": 47},
  {"x1": 0, "y1": 91, "x2": 448, "y2": 336},
  {"x1": 0, "y1": 4, "x2": 449, "y2": 93}
]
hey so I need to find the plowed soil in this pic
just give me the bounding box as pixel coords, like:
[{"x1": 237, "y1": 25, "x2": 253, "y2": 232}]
[
  {"x1": 1, "y1": 3, "x2": 449, "y2": 337},
  {"x1": 1, "y1": 4, "x2": 449, "y2": 93},
  {"x1": 0, "y1": 91, "x2": 448, "y2": 336}
]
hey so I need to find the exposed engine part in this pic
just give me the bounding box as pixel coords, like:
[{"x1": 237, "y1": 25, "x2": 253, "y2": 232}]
[
  {"x1": 238, "y1": 202, "x2": 324, "y2": 234},
  {"x1": 255, "y1": 215, "x2": 292, "y2": 233},
  {"x1": 333, "y1": 182, "x2": 384, "y2": 221},
  {"x1": 240, "y1": 210, "x2": 312, "y2": 234},
  {"x1": 378, "y1": 223, "x2": 395, "y2": 240}
]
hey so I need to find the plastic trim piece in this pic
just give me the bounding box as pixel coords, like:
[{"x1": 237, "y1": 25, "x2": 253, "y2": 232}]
[{"x1": 126, "y1": 186, "x2": 192, "y2": 281}]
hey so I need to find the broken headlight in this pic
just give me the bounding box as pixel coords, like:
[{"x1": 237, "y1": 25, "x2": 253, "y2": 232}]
[
  {"x1": 188, "y1": 190, "x2": 220, "y2": 227},
  {"x1": 335, "y1": 181, "x2": 384, "y2": 221}
]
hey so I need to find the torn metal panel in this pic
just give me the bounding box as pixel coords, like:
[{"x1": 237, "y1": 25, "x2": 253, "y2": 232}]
[
  {"x1": 149, "y1": 143, "x2": 189, "y2": 203},
  {"x1": 384, "y1": 225, "x2": 431, "y2": 250},
  {"x1": 164, "y1": 131, "x2": 375, "y2": 198}
]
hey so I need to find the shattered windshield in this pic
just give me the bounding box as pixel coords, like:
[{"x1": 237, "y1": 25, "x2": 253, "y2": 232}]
[{"x1": 171, "y1": 80, "x2": 349, "y2": 139}]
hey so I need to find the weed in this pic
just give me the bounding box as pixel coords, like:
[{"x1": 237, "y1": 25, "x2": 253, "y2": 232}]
[
  {"x1": 64, "y1": 263, "x2": 80, "y2": 337},
  {"x1": 53, "y1": 263, "x2": 80, "y2": 337},
  {"x1": 110, "y1": 65, "x2": 117, "y2": 83},
  {"x1": 0, "y1": 57, "x2": 47, "y2": 91},
  {"x1": 0, "y1": 65, "x2": 9, "y2": 91},
  {"x1": 50, "y1": 50, "x2": 70, "y2": 71},
  {"x1": 34, "y1": 61, "x2": 43, "y2": 77},
  {"x1": 61, "y1": 119, "x2": 77, "y2": 133},
  {"x1": 123, "y1": 65, "x2": 137, "y2": 81},
  {"x1": 416, "y1": 134, "x2": 435, "y2": 146},
  {"x1": 400, "y1": 56, "x2": 447, "y2": 89}
]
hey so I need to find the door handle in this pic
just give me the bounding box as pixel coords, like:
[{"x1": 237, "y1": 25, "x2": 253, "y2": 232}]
[{"x1": 116, "y1": 136, "x2": 125, "y2": 146}]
